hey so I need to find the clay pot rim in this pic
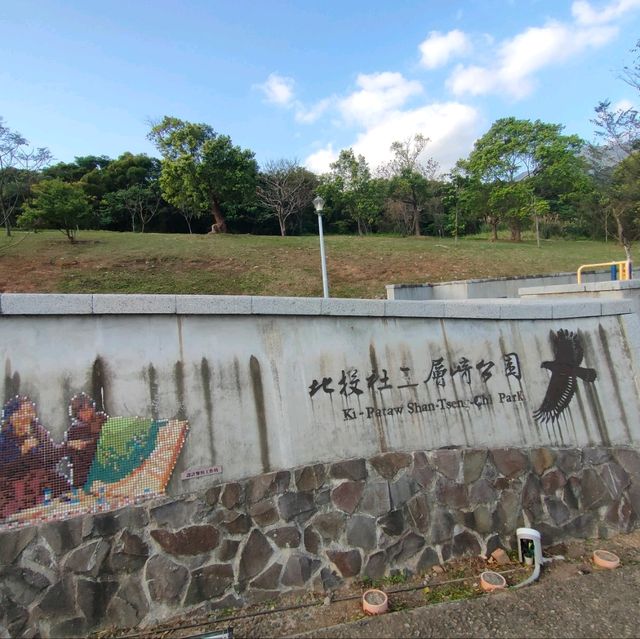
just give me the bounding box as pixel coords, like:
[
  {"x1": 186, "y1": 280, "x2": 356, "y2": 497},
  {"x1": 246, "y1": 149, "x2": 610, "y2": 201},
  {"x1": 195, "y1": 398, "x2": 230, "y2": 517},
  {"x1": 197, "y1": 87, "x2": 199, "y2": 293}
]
[
  {"x1": 480, "y1": 570, "x2": 507, "y2": 592},
  {"x1": 362, "y1": 588, "x2": 389, "y2": 615},
  {"x1": 593, "y1": 549, "x2": 620, "y2": 569}
]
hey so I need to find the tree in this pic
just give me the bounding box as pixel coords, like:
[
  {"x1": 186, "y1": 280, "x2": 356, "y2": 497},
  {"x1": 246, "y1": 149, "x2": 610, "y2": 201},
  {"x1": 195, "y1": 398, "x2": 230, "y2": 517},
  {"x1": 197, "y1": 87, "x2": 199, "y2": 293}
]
[
  {"x1": 458, "y1": 117, "x2": 583, "y2": 241},
  {"x1": 257, "y1": 159, "x2": 316, "y2": 236},
  {"x1": 148, "y1": 116, "x2": 257, "y2": 234},
  {"x1": 18, "y1": 179, "x2": 91, "y2": 242},
  {"x1": 381, "y1": 134, "x2": 440, "y2": 236},
  {"x1": 0, "y1": 118, "x2": 52, "y2": 236},
  {"x1": 321, "y1": 149, "x2": 383, "y2": 235},
  {"x1": 102, "y1": 184, "x2": 161, "y2": 233}
]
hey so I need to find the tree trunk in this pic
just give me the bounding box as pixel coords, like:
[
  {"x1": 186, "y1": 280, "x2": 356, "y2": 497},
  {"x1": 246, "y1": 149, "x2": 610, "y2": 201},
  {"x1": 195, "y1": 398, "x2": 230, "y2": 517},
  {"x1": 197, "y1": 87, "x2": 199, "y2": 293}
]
[
  {"x1": 491, "y1": 219, "x2": 498, "y2": 242},
  {"x1": 413, "y1": 207, "x2": 421, "y2": 236},
  {"x1": 210, "y1": 200, "x2": 227, "y2": 234},
  {"x1": 279, "y1": 217, "x2": 287, "y2": 237},
  {"x1": 4, "y1": 217, "x2": 11, "y2": 237}
]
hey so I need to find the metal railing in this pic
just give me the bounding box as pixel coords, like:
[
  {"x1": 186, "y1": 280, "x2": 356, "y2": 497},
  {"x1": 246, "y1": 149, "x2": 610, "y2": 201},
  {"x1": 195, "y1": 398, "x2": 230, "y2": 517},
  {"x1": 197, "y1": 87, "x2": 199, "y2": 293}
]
[{"x1": 576, "y1": 260, "x2": 632, "y2": 284}]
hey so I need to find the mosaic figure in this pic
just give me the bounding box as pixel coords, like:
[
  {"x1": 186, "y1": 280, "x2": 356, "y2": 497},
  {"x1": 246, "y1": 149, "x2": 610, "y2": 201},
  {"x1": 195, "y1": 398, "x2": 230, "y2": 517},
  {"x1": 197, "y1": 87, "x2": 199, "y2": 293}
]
[
  {"x1": 0, "y1": 396, "x2": 69, "y2": 518},
  {"x1": 66, "y1": 393, "x2": 107, "y2": 490}
]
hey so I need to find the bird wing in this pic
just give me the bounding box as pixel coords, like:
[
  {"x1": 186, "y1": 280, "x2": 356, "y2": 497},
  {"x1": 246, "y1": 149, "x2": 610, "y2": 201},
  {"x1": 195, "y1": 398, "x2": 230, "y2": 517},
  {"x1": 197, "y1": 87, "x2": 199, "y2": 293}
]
[
  {"x1": 533, "y1": 371, "x2": 576, "y2": 424},
  {"x1": 552, "y1": 329, "x2": 583, "y2": 366}
]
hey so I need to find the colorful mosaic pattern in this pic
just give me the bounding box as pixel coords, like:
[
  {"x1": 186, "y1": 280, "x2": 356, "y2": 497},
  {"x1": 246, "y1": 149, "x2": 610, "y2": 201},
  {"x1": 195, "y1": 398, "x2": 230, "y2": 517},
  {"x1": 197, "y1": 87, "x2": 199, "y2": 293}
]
[{"x1": 0, "y1": 394, "x2": 188, "y2": 528}]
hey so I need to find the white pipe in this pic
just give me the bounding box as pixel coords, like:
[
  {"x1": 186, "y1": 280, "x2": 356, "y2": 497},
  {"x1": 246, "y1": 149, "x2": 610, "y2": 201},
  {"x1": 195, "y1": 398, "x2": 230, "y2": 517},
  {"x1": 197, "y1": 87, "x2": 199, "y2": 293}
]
[
  {"x1": 512, "y1": 527, "x2": 543, "y2": 589},
  {"x1": 317, "y1": 213, "x2": 329, "y2": 299}
]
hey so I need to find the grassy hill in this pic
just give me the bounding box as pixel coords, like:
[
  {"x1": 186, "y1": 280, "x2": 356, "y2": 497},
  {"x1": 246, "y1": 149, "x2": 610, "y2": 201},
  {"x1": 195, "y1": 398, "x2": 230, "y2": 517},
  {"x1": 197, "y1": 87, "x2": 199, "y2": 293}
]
[{"x1": 0, "y1": 230, "x2": 631, "y2": 298}]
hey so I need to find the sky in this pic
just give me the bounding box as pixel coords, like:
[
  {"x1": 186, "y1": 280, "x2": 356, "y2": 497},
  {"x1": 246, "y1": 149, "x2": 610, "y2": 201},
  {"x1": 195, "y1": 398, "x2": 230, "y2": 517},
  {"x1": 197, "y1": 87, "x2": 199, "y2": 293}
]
[{"x1": 2, "y1": 0, "x2": 640, "y2": 176}]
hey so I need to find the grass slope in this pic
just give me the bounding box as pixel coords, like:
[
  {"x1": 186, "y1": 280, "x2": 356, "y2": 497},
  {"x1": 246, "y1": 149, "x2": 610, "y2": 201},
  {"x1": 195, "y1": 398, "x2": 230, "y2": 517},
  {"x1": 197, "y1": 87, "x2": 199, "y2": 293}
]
[{"x1": 0, "y1": 230, "x2": 630, "y2": 298}]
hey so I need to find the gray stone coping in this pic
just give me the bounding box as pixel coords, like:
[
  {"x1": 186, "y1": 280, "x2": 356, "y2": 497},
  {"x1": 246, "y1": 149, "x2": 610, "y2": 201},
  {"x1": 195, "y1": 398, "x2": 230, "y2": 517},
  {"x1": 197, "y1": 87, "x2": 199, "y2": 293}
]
[
  {"x1": 0, "y1": 293, "x2": 633, "y2": 319},
  {"x1": 520, "y1": 279, "x2": 640, "y2": 297}
]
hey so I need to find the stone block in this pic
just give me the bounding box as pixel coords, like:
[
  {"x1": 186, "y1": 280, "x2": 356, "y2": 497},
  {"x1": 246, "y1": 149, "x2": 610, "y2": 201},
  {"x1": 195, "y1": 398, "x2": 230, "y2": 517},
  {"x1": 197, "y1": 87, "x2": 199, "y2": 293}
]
[
  {"x1": 218, "y1": 539, "x2": 240, "y2": 562},
  {"x1": 37, "y1": 575, "x2": 75, "y2": 616},
  {"x1": 410, "y1": 452, "x2": 435, "y2": 488},
  {"x1": 389, "y1": 474, "x2": 417, "y2": 509},
  {"x1": 364, "y1": 551, "x2": 386, "y2": 579},
  {"x1": 551, "y1": 300, "x2": 603, "y2": 319},
  {"x1": 93, "y1": 294, "x2": 176, "y2": 314},
  {"x1": 469, "y1": 478, "x2": 498, "y2": 504},
  {"x1": 205, "y1": 485, "x2": 222, "y2": 507},
  {"x1": 320, "y1": 298, "x2": 385, "y2": 316},
  {"x1": 0, "y1": 293, "x2": 93, "y2": 315},
  {"x1": 251, "y1": 563, "x2": 283, "y2": 590},
  {"x1": 318, "y1": 568, "x2": 342, "y2": 591},
  {"x1": 304, "y1": 526, "x2": 321, "y2": 555},
  {"x1": 185, "y1": 564, "x2": 234, "y2": 604},
  {"x1": 443, "y1": 301, "x2": 501, "y2": 319},
  {"x1": 359, "y1": 481, "x2": 391, "y2": 517},
  {"x1": 312, "y1": 512, "x2": 347, "y2": 542},
  {"x1": 452, "y1": 531, "x2": 481, "y2": 557},
  {"x1": 530, "y1": 448, "x2": 556, "y2": 475},
  {"x1": 431, "y1": 449, "x2": 461, "y2": 481},
  {"x1": 580, "y1": 468, "x2": 612, "y2": 510},
  {"x1": 346, "y1": 515, "x2": 377, "y2": 551},
  {"x1": 281, "y1": 554, "x2": 320, "y2": 587},
  {"x1": 541, "y1": 468, "x2": 567, "y2": 494},
  {"x1": 384, "y1": 300, "x2": 447, "y2": 318},
  {"x1": 600, "y1": 462, "x2": 631, "y2": 500},
  {"x1": 253, "y1": 296, "x2": 323, "y2": 315},
  {"x1": 50, "y1": 617, "x2": 88, "y2": 638},
  {"x1": 64, "y1": 539, "x2": 110, "y2": 576},
  {"x1": 150, "y1": 500, "x2": 197, "y2": 528},
  {"x1": 146, "y1": 555, "x2": 189, "y2": 603},
  {"x1": 417, "y1": 547, "x2": 439, "y2": 572},
  {"x1": 222, "y1": 514, "x2": 252, "y2": 535},
  {"x1": 0, "y1": 527, "x2": 36, "y2": 565},
  {"x1": 435, "y1": 477, "x2": 468, "y2": 509},
  {"x1": 107, "y1": 576, "x2": 149, "y2": 628},
  {"x1": 326, "y1": 550, "x2": 362, "y2": 577},
  {"x1": 386, "y1": 532, "x2": 425, "y2": 564},
  {"x1": 545, "y1": 497, "x2": 571, "y2": 526},
  {"x1": 584, "y1": 447, "x2": 611, "y2": 466},
  {"x1": 247, "y1": 471, "x2": 291, "y2": 503},
  {"x1": 498, "y1": 300, "x2": 553, "y2": 320},
  {"x1": 248, "y1": 499, "x2": 279, "y2": 526},
  {"x1": 407, "y1": 493, "x2": 430, "y2": 532},
  {"x1": 370, "y1": 452, "x2": 412, "y2": 479},
  {"x1": 221, "y1": 482, "x2": 243, "y2": 509},
  {"x1": 175, "y1": 295, "x2": 252, "y2": 314},
  {"x1": 493, "y1": 490, "x2": 520, "y2": 535},
  {"x1": 330, "y1": 458, "x2": 367, "y2": 481},
  {"x1": 463, "y1": 449, "x2": 487, "y2": 483},
  {"x1": 491, "y1": 448, "x2": 529, "y2": 478},
  {"x1": 614, "y1": 448, "x2": 640, "y2": 478},
  {"x1": 239, "y1": 530, "x2": 273, "y2": 583},
  {"x1": 267, "y1": 527, "x2": 301, "y2": 549},
  {"x1": 556, "y1": 449, "x2": 582, "y2": 475},
  {"x1": 378, "y1": 510, "x2": 405, "y2": 537},
  {"x1": 77, "y1": 578, "x2": 118, "y2": 628},
  {"x1": 295, "y1": 464, "x2": 327, "y2": 491},
  {"x1": 40, "y1": 518, "x2": 82, "y2": 557},
  {"x1": 150, "y1": 526, "x2": 220, "y2": 556},
  {"x1": 109, "y1": 530, "x2": 149, "y2": 572},
  {"x1": 331, "y1": 481, "x2": 365, "y2": 514},
  {"x1": 472, "y1": 506, "x2": 493, "y2": 534},
  {"x1": 278, "y1": 491, "x2": 316, "y2": 522}
]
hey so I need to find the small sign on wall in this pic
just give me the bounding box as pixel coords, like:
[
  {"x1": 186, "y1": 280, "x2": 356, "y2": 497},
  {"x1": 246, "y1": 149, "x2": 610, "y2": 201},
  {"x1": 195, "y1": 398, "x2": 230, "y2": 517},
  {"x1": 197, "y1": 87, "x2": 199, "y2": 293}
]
[{"x1": 181, "y1": 465, "x2": 223, "y2": 481}]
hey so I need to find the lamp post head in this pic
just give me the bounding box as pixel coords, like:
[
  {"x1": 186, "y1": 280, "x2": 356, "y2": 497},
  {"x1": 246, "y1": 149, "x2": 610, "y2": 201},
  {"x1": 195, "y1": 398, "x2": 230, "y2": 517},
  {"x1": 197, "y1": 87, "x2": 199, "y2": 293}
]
[{"x1": 313, "y1": 195, "x2": 325, "y2": 213}]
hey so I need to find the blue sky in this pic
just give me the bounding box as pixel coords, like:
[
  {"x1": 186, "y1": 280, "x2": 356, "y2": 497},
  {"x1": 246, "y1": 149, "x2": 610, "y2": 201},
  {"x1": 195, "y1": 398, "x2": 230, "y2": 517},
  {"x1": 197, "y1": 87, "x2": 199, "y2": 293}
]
[{"x1": 2, "y1": 0, "x2": 640, "y2": 175}]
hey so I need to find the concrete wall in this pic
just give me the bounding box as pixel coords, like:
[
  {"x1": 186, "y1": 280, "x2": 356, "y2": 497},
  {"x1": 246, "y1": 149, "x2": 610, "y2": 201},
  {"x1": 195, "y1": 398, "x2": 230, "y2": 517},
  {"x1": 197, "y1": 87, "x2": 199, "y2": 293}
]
[
  {"x1": 1, "y1": 294, "x2": 639, "y2": 496},
  {"x1": 387, "y1": 271, "x2": 612, "y2": 301}
]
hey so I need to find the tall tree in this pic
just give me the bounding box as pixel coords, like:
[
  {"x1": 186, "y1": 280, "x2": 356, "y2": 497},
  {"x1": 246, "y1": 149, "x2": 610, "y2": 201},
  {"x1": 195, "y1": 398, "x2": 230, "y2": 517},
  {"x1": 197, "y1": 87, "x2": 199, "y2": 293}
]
[
  {"x1": 458, "y1": 117, "x2": 583, "y2": 241},
  {"x1": 0, "y1": 118, "x2": 52, "y2": 236},
  {"x1": 257, "y1": 160, "x2": 317, "y2": 236},
  {"x1": 148, "y1": 116, "x2": 257, "y2": 234},
  {"x1": 18, "y1": 179, "x2": 91, "y2": 242},
  {"x1": 381, "y1": 134, "x2": 440, "y2": 236}
]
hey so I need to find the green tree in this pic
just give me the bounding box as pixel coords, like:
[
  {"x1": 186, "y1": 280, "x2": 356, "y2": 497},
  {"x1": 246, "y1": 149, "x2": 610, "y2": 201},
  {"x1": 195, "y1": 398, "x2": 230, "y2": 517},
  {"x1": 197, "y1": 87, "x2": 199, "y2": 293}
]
[
  {"x1": 148, "y1": 116, "x2": 257, "y2": 233},
  {"x1": 458, "y1": 117, "x2": 583, "y2": 241},
  {"x1": 0, "y1": 117, "x2": 52, "y2": 236},
  {"x1": 381, "y1": 134, "x2": 440, "y2": 236},
  {"x1": 18, "y1": 179, "x2": 91, "y2": 242}
]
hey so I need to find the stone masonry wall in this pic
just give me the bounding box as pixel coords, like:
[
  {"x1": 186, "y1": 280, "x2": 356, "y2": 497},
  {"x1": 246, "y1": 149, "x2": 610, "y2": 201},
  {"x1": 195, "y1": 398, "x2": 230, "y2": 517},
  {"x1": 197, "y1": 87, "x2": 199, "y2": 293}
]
[{"x1": 2, "y1": 445, "x2": 640, "y2": 638}]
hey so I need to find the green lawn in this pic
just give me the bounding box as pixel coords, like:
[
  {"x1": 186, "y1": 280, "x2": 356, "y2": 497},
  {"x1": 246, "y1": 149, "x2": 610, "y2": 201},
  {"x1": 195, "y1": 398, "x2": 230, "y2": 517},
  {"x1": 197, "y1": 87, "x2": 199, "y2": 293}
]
[{"x1": 0, "y1": 230, "x2": 631, "y2": 298}]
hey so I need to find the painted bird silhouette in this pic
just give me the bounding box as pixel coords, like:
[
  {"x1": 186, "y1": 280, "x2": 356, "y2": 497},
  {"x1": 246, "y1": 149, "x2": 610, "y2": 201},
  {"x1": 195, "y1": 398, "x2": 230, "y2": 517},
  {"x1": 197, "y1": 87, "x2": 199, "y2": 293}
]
[{"x1": 533, "y1": 329, "x2": 597, "y2": 424}]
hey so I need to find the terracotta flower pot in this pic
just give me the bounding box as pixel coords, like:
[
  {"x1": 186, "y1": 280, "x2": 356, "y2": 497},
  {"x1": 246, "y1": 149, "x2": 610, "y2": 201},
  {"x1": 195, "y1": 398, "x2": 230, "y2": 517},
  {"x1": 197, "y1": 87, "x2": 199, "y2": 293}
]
[
  {"x1": 480, "y1": 570, "x2": 507, "y2": 592},
  {"x1": 362, "y1": 589, "x2": 388, "y2": 615},
  {"x1": 593, "y1": 549, "x2": 620, "y2": 569}
]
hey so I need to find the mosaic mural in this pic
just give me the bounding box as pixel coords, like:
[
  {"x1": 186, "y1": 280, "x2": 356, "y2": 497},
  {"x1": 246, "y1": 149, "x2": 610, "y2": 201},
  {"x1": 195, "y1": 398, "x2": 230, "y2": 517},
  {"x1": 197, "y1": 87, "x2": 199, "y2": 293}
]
[{"x1": 0, "y1": 393, "x2": 188, "y2": 528}]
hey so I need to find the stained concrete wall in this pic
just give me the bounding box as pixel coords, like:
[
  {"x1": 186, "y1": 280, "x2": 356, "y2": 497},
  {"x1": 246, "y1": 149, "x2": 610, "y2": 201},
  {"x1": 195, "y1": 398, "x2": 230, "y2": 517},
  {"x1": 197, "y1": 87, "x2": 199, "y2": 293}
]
[
  {"x1": 1, "y1": 294, "x2": 639, "y2": 495},
  {"x1": 387, "y1": 271, "x2": 612, "y2": 301}
]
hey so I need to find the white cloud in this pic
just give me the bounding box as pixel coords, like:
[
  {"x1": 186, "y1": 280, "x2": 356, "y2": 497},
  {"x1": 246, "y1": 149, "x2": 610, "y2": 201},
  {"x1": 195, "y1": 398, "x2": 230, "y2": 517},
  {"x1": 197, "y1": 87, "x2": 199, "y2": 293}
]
[
  {"x1": 304, "y1": 144, "x2": 338, "y2": 173},
  {"x1": 612, "y1": 98, "x2": 637, "y2": 111},
  {"x1": 257, "y1": 73, "x2": 295, "y2": 106},
  {"x1": 351, "y1": 103, "x2": 480, "y2": 172},
  {"x1": 338, "y1": 72, "x2": 423, "y2": 126},
  {"x1": 295, "y1": 98, "x2": 333, "y2": 124},
  {"x1": 419, "y1": 30, "x2": 471, "y2": 69},
  {"x1": 448, "y1": 17, "x2": 619, "y2": 99},
  {"x1": 572, "y1": 0, "x2": 640, "y2": 25}
]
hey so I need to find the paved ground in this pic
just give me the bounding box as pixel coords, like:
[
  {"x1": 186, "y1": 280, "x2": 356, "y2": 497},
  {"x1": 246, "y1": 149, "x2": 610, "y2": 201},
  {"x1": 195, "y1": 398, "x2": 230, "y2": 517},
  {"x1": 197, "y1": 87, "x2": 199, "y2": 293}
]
[{"x1": 294, "y1": 563, "x2": 640, "y2": 638}]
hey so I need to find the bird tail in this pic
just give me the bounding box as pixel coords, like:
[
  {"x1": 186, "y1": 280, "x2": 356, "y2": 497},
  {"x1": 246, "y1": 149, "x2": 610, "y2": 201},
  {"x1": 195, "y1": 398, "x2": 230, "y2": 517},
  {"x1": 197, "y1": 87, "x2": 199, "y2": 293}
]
[{"x1": 576, "y1": 367, "x2": 597, "y2": 383}]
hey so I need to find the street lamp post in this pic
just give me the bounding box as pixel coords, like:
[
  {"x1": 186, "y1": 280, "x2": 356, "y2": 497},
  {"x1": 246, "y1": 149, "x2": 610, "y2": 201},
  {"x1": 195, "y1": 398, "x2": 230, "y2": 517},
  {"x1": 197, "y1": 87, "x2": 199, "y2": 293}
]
[{"x1": 313, "y1": 195, "x2": 329, "y2": 298}]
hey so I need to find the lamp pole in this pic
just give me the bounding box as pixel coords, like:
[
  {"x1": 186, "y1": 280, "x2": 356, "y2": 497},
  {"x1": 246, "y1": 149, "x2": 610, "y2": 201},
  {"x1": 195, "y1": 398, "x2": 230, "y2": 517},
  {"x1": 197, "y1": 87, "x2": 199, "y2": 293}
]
[{"x1": 313, "y1": 195, "x2": 329, "y2": 298}]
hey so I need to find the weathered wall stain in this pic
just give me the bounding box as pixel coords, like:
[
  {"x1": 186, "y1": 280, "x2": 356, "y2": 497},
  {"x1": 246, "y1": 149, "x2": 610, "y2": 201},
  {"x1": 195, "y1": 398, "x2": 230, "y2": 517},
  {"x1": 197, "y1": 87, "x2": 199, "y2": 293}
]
[
  {"x1": 249, "y1": 355, "x2": 270, "y2": 473},
  {"x1": 200, "y1": 357, "x2": 216, "y2": 459},
  {"x1": 173, "y1": 361, "x2": 186, "y2": 421},
  {"x1": 90, "y1": 357, "x2": 108, "y2": 413}
]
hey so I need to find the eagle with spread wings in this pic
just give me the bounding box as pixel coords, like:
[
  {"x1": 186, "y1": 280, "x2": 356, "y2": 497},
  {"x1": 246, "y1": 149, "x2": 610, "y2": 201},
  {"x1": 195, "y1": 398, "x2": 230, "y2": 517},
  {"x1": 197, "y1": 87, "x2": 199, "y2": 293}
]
[{"x1": 533, "y1": 329, "x2": 597, "y2": 424}]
